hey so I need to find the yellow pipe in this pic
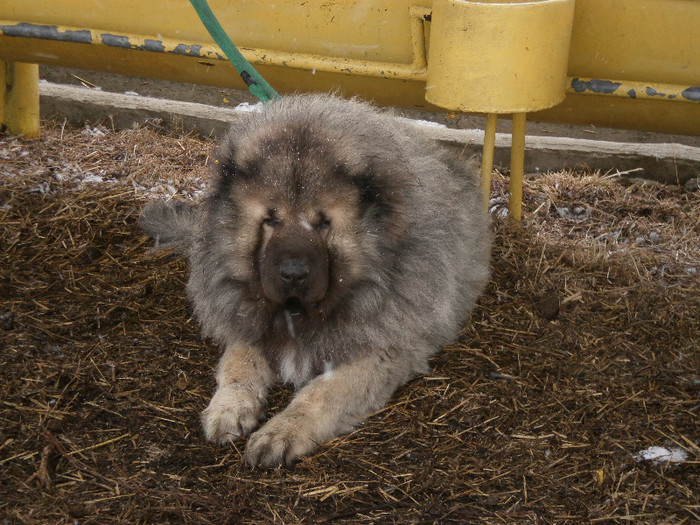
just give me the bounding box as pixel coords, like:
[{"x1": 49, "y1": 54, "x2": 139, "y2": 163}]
[
  {"x1": 509, "y1": 113, "x2": 527, "y2": 222},
  {"x1": 409, "y1": 5, "x2": 431, "y2": 71},
  {"x1": 0, "y1": 19, "x2": 429, "y2": 81},
  {"x1": 567, "y1": 77, "x2": 700, "y2": 104},
  {"x1": 245, "y1": 47, "x2": 426, "y2": 80},
  {"x1": 480, "y1": 113, "x2": 498, "y2": 209},
  {"x1": 7, "y1": 21, "x2": 696, "y2": 107},
  {"x1": 0, "y1": 61, "x2": 40, "y2": 138}
]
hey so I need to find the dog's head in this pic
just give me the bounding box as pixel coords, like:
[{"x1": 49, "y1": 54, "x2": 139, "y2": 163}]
[
  {"x1": 214, "y1": 177, "x2": 363, "y2": 325},
  {"x1": 203, "y1": 96, "x2": 412, "y2": 331}
]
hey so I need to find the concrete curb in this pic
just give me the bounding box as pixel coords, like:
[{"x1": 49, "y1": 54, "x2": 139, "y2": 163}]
[{"x1": 40, "y1": 82, "x2": 699, "y2": 184}]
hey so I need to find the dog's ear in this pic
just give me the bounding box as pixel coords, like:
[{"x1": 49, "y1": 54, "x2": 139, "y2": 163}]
[
  {"x1": 209, "y1": 133, "x2": 251, "y2": 198},
  {"x1": 352, "y1": 167, "x2": 410, "y2": 241},
  {"x1": 355, "y1": 173, "x2": 393, "y2": 216}
]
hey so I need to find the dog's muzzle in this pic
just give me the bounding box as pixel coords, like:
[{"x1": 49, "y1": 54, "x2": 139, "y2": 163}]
[{"x1": 259, "y1": 224, "x2": 329, "y2": 306}]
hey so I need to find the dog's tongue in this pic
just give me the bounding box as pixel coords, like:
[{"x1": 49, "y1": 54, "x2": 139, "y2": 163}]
[{"x1": 283, "y1": 298, "x2": 304, "y2": 339}]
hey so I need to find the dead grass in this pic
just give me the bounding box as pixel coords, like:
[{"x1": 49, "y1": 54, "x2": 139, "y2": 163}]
[{"x1": 1, "y1": 120, "x2": 698, "y2": 524}]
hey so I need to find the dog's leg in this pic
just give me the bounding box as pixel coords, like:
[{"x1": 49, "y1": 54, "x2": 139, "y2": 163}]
[
  {"x1": 244, "y1": 352, "x2": 413, "y2": 467},
  {"x1": 201, "y1": 344, "x2": 273, "y2": 444}
]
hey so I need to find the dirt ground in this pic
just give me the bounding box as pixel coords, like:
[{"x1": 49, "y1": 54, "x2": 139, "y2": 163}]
[{"x1": 1, "y1": 119, "x2": 698, "y2": 524}]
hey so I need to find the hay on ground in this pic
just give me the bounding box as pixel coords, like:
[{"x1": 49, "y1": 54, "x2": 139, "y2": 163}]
[{"x1": 1, "y1": 120, "x2": 698, "y2": 524}]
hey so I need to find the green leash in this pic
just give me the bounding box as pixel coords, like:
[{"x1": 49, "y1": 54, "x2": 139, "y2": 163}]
[{"x1": 189, "y1": 0, "x2": 281, "y2": 103}]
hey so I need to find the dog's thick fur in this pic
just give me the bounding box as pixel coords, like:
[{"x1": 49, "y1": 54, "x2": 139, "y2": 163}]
[{"x1": 140, "y1": 94, "x2": 491, "y2": 467}]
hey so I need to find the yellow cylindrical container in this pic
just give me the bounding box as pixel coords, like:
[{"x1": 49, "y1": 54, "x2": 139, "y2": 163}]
[{"x1": 426, "y1": 0, "x2": 575, "y2": 113}]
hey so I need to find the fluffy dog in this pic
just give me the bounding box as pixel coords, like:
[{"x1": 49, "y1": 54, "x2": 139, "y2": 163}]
[{"x1": 139, "y1": 94, "x2": 491, "y2": 467}]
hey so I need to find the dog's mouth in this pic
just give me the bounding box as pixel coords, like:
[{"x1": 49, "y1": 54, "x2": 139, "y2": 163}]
[
  {"x1": 276, "y1": 296, "x2": 326, "y2": 339},
  {"x1": 283, "y1": 297, "x2": 304, "y2": 315}
]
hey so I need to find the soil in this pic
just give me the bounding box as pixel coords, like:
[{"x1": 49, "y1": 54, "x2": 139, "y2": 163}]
[{"x1": 1, "y1": 119, "x2": 698, "y2": 524}]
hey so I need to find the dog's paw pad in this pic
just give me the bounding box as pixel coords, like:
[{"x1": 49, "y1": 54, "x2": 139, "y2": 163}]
[{"x1": 201, "y1": 385, "x2": 265, "y2": 444}]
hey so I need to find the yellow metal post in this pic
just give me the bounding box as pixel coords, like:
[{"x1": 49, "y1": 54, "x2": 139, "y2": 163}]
[
  {"x1": 1, "y1": 61, "x2": 40, "y2": 138},
  {"x1": 509, "y1": 112, "x2": 527, "y2": 221},
  {"x1": 480, "y1": 113, "x2": 498, "y2": 209}
]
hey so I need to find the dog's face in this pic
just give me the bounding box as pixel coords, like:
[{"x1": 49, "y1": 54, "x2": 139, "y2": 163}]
[{"x1": 205, "y1": 123, "x2": 388, "y2": 329}]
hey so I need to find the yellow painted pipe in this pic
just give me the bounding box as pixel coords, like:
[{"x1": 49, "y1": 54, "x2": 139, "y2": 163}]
[
  {"x1": 508, "y1": 112, "x2": 527, "y2": 222},
  {"x1": 567, "y1": 77, "x2": 700, "y2": 104},
  {"x1": 480, "y1": 113, "x2": 498, "y2": 208},
  {"x1": 0, "y1": 15, "x2": 430, "y2": 81},
  {"x1": 409, "y1": 5, "x2": 432, "y2": 72},
  {"x1": 0, "y1": 61, "x2": 40, "y2": 138}
]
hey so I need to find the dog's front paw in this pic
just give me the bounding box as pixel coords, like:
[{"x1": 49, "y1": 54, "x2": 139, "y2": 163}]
[
  {"x1": 244, "y1": 412, "x2": 318, "y2": 468},
  {"x1": 201, "y1": 384, "x2": 265, "y2": 444}
]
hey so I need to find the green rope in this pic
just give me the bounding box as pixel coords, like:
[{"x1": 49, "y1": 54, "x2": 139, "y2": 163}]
[{"x1": 189, "y1": 0, "x2": 281, "y2": 103}]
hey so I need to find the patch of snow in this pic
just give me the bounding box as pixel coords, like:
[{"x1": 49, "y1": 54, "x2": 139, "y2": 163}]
[
  {"x1": 413, "y1": 119, "x2": 446, "y2": 129},
  {"x1": 556, "y1": 205, "x2": 592, "y2": 222},
  {"x1": 634, "y1": 446, "x2": 688, "y2": 465},
  {"x1": 81, "y1": 173, "x2": 104, "y2": 184},
  {"x1": 488, "y1": 196, "x2": 509, "y2": 219},
  {"x1": 234, "y1": 102, "x2": 262, "y2": 113},
  {"x1": 130, "y1": 177, "x2": 206, "y2": 200},
  {"x1": 28, "y1": 182, "x2": 52, "y2": 194},
  {"x1": 82, "y1": 126, "x2": 106, "y2": 137}
]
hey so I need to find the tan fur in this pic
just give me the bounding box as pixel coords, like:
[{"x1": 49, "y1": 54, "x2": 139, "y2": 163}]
[
  {"x1": 245, "y1": 352, "x2": 412, "y2": 467},
  {"x1": 201, "y1": 344, "x2": 273, "y2": 444}
]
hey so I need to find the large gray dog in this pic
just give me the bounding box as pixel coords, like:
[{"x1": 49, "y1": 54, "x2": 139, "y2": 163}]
[{"x1": 140, "y1": 94, "x2": 491, "y2": 468}]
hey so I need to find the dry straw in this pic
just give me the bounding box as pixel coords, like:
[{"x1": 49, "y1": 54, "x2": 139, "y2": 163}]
[{"x1": 1, "y1": 120, "x2": 698, "y2": 523}]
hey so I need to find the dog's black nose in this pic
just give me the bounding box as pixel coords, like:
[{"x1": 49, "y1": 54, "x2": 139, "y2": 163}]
[{"x1": 280, "y1": 259, "x2": 309, "y2": 288}]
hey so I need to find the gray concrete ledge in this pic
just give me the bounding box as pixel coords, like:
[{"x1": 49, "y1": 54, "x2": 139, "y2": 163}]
[{"x1": 40, "y1": 82, "x2": 699, "y2": 184}]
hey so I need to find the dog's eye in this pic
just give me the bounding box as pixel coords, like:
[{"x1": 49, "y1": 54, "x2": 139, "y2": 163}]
[
  {"x1": 262, "y1": 217, "x2": 280, "y2": 228},
  {"x1": 316, "y1": 215, "x2": 331, "y2": 230}
]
